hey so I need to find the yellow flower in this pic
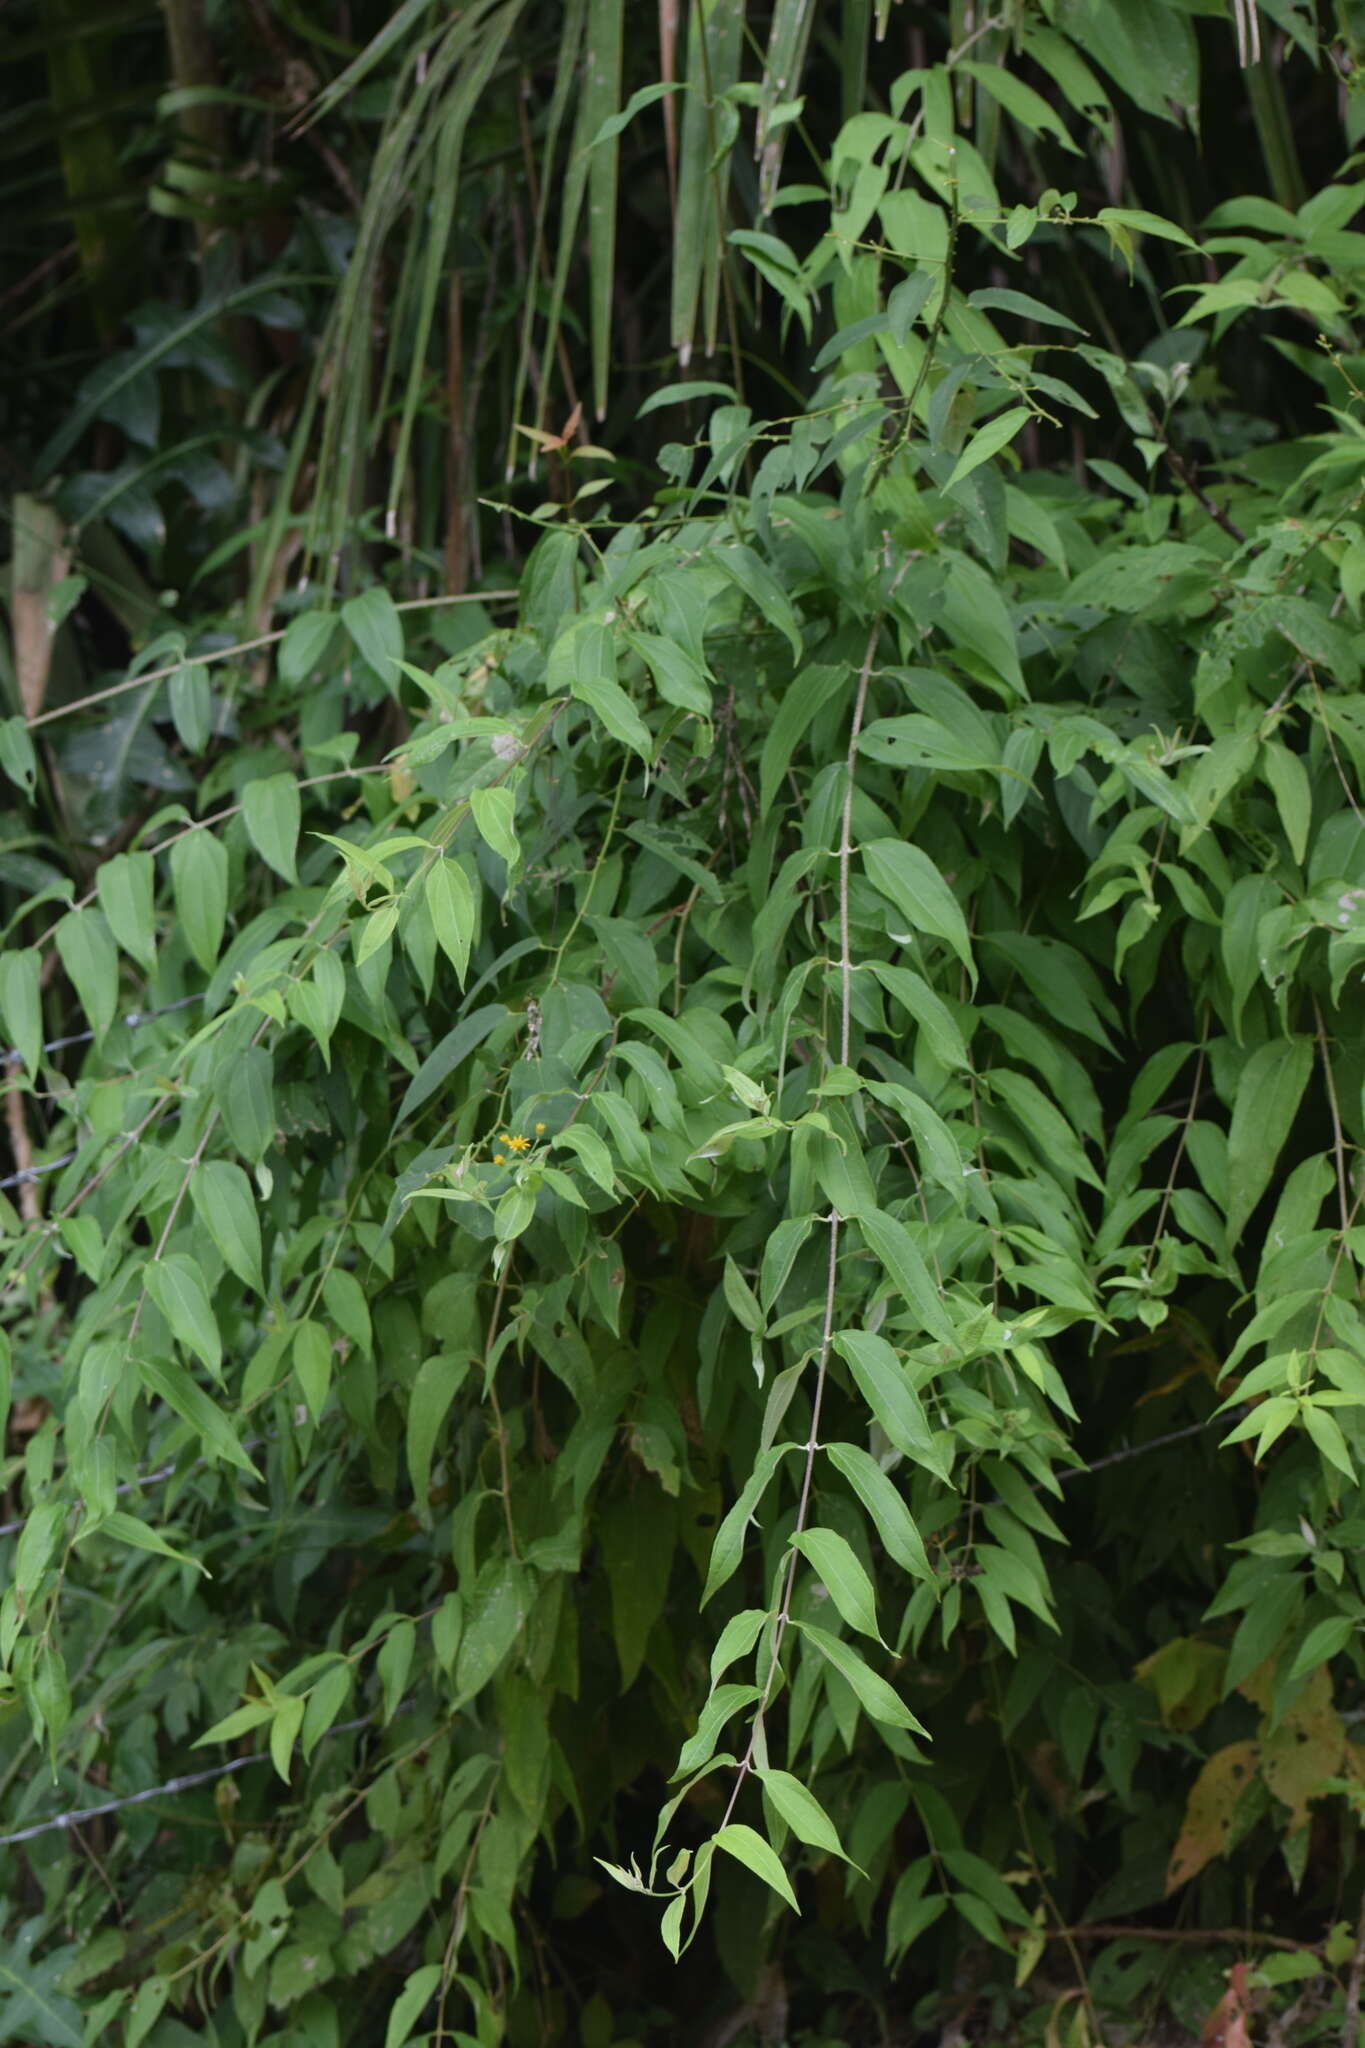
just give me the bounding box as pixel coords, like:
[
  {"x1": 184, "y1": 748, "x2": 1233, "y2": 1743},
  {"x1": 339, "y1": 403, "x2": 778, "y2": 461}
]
[
  {"x1": 535, "y1": 1122, "x2": 546, "y2": 1135},
  {"x1": 507, "y1": 1135, "x2": 530, "y2": 1153},
  {"x1": 498, "y1": 1134, "x2": 512, "y2": 1147},
  {"x1": 493, "y1": 1152, "x2": 505, "y2": 1165}
]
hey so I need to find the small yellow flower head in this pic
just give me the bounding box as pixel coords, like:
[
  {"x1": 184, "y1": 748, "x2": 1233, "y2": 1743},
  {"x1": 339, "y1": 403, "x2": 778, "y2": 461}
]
[
  {"x1": 507, "y1": 1135, "x2": 530, "y2": 1153},
  {"x1": 493, "y1": 1152, "x2": 505, "y2": 1166},
  {"x1": 498, "y1": 1134, "x2": 512, "y2": 1148},
  {"x1": 535, "y1": 1121, "x2": 546, "y2": 1135}
]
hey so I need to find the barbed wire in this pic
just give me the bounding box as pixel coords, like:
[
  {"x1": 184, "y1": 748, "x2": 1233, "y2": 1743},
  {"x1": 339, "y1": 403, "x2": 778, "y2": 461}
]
[
  {"x1": 2, "y1": 992, "x2": 205, "y2": 1081},
  {"x1": 0, "y1": 994, "x2": 207, "y2": 1192},
  {"x1": 0, "y1": 1711, "x2": 376, "y2": 1850}
]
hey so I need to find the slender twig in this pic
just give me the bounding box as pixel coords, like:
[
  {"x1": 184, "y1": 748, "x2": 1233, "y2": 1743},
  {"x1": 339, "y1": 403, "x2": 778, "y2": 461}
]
[
  {"x1": 718, "y1": 605, "x2": 886, "y2": 1833},
  {"x1": 436, "y1": 1775, "x2": 499, "y2": 2043},
  {"x1": 869, "y1": 187, "x2": 959, "y2": 486},
  {"x1": 1311, "y1": 676, "x2": 1365, "y2": 827},
  {"x1": 546, "y1": 753, "x2": 629, "y2": 987},
  {"x1": 1161, "y1": 439, "x2": 1247, "y2": 544},
  {"x1": 1143, "y1": 1027, "x2": 1208, "y2": 1279},
  {"x1": 482, "y1": 1259, "x2": 519, "y2": 1560},
  {"x1": 125, "y1": 1109, "x2": 223, "y2": 1349}
]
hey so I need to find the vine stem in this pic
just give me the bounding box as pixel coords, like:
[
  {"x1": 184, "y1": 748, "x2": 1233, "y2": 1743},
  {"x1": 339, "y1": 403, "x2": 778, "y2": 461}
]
[
  {"x1": 1031, "y1": 1923, "x2": 1322, "y2": 1957},
  {"x1": 1314, "y1": 997, "x2": 1351, "y2": 1238},
  {"x1": 717, "y1": 601, "x2": 886, "y2": 1834}
]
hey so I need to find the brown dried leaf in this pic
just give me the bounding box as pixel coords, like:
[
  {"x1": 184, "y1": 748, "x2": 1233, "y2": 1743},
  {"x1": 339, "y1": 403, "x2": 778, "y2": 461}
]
[
  {"x1": 1201, "y1": 1959, "x2": 1253, "y2": 2048},
  {"x1": 1165, "y1": 1739, "x2": 1261, "y2": 1894},
  {"x1": 1259, "y1": 1666, "x2": 1346, "y2": 1833},
  {"x1": 1136, "y1": 1635, "x2": 1227, "y2": 1731},
  {"x1": 11, "y1": 492, "x2": 68, "y2": 721}
]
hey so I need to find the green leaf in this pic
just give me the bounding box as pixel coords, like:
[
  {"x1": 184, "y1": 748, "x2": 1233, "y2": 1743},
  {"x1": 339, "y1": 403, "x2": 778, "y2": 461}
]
[
  {"x1": 425, "y1": 856, "x2": 477, "y2": 982},
  {"x1": 215, "y1": 1043, "x2": 276, "y2": 1162},
  {"x1": 791, "y1": 1527, "x2": 882, "y2": 1642},
  {"x1": 139, "y1": 1355, "x2": 260, "y2": 1476},
  {"x1": 323, "y1": 1266, "x2": 372, "y2": 1354},
  {"x1": 342, "y1": 586, "x2": 404, "y2": 681},
  {"x1": 723, "y1": 1255, "x2": 765, "y2": 1336},
  {"x1": 554, "y1": 1122, "x2": 617, "y2": 1196},
  {"x1": 16, "y1": 1501, "x2": 65, "y2": 1599},
  {"x1": 407, "y1": 1353, "x2": 470, "y2": 1509},
  {"x1": 1096, "y1": 205, "x2": 1197, "y2": 249},
  {"x1": 431, "y1": 1593, "x2": 462, "y2": 1676},
  {"x1": 1225, "y1": 1037, "x2": 1313, "y2": 1247},
  {"x1": 760, "y1": 1214, "x2": 816, "y2": 1311},
  {"x1": 268, "y1": 1692, "x2": 303, "y2": 1783},
  {"x1": 833, "y1": 1330, "x2": 948, "y2": 1479},
  {"x1": 95, "y1": 851, "x2": 156, "y2": 970},
  {"x1": 278, "y1": 608, "x2": 338, "y2": 685},
  {"x1": 191, "y1": 1159, "x2": 265, "y2": 1294},
  {"x1": 377, "y1": 1617, "x2": 415, "y2": 1723},
  {"x1": 796, "y1": 1620, "x2": 926, "y2": 1732},
  {"x1": 858, "y1": 1208, "x2": 955, "y2": 1344},
  {"x1": 600, "y1": 1487, "x2": 676, "y2": 1688},
  {"x1": 494, "y1": 1183, "x2": 536, "y2": 1243},
  {"x1": 942, "y1": 405, "x2": 1032, "y2": 493},
  {"x1": 195, "y1": 1697, "x2": 274, "y2": 1746},
  {"x1": 711, "y1": 545, "x2": 804, "y2": 660},
  {"x1": 702, "y1": 1444, "x2": 794, "y2": 1605},
  {"x1": 396, "y1": 1001, "x2": 506, "y2": 1124},
  {"x1": 708, "y1": 1607, "x2": 770, "y2": 1687},
  {"x1": 293, "y1": 1319, "x2": 332, "y2": 1420},
  {"x1": 288, "y1": 948, "x2": 346, "y2": 1063},
  {"x1": 637, "y1": 379, "x2": 737, "y2": 417},
  {"x1": 1288, "y1": 1614, "x2": 1356, "y2": 1680},
  {"x1": 1262, "y1": 741, "x2": 1311, "y2": 866},
  {"x1": 555, "y1": 615, "x2": 652, "y2": 759},
  {"x1": 170, "y1": 829, "x2": 229, "y2": 971},
  {"x1": 863, "y1": 840, "x2": 975, "y2": 985},
  {"x1": 1303, "y1": 1402, "x2": 1354, "y2": 1480},
  {"x1": 629, "y1": 630, "x2": 712, "y2": 718},
  {"x1": 0, "y1": 1925, "x2": 83, "y2": 2047},
  {"x1": 126, "y1": 1976, "x2": 169, "y2": 2048},
  {"x1": 759, "y1": 1767, "x2": 858, "y2": 1865},
  {"x1": 0, "y1": 717, "x2": 38, "y2": 798},
  {"x1": 144, "y1": 1253, "x2": 222, "y2": 1377},
  {"x1": 455, "y1": 1558, "x2": 527, "y2": 1701},
  {"x1": 758, "y1": 663, "x2": 849, "y2": 818},
  {"x1": 988, "y1": 1069, "x2": 1102, "y2": 1190},
  {"x1": 825, "y1": 1441, "x2": 934, "y2": 1584},
  {"x1": 0, "y1": 946, "x2": 43, "y2": 1076},
  {"x1": 169, "y1": 661, "x2": 212, "y2": 753},
  {"x1": 961, "y1": 62, "x2": 1080, "y2": 150},
  {"x1": 384, "y1": 1964, "x2": 442, "y2": 2048},
  {"x1": 242, "y1": 773, "x2": 301, "y2": 883},
  {"x1": 713, "y1": 1823, "x2": 800, "y2": 1911},
  {"x1": 53, "y1": 908, "x2": 119, "y2": 1039},
  {"x1": 88, "y1": 1509, "x2": 209, "y2": 1574},
  {"x1": 470, "y1": 786, "x2": 519, "y2": 867}
]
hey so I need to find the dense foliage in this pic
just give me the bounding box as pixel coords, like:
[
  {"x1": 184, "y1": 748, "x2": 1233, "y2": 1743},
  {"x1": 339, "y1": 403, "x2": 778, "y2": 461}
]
[{"x1": 7, "y1": 3, "x2": 1365, "y2": 2045}]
